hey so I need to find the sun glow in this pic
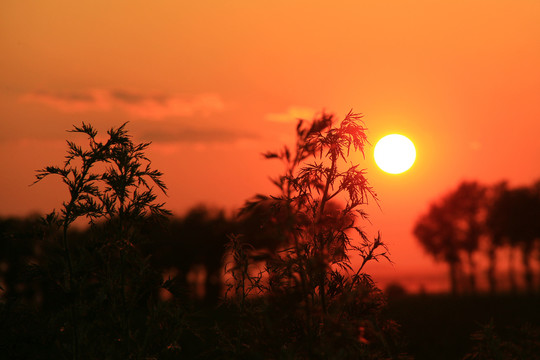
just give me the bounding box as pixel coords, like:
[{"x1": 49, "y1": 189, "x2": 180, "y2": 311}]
[{"x1": 374, "y1": 134, "x2": 416, "y2": 174}]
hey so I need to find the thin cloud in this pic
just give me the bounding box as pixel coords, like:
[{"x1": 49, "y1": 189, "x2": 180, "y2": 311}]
[
  {"x1": 21, "y1": 89, "x2": 111, "y2": 112},
  {"x1": 265, "y1": 106, "x2": 317, "y2": 123},
  {"x1": 141, "y1": 127, "x2": 259, "y2": 144},
  {"x1": 21, "y1": 89, "x2": 225, "y2": 120}
]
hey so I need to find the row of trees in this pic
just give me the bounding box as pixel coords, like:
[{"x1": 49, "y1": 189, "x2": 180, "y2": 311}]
[{"x1": 413, "y1": 180, "x2": 540, "y2": 294}]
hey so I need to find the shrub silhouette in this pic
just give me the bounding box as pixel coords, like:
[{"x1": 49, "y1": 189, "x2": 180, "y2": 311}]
[
  {"x1": 33, "y1": 122, "x2": 172, "y2": 359},
  {"x1": 223, "y1": 111, "x2": 397, "y2": 358}
]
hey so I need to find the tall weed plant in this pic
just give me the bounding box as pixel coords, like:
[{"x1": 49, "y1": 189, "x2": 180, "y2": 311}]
[
  {"x1": 224, "y1": 111, "x2": 399, "y2": 359},
  {"x1": 34, "y1": 122, "x2": 174, "y2": 359}
]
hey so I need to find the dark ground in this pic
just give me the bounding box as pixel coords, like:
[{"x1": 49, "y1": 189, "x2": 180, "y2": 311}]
[{"x1": 385, "y1": 292, "x2": 540, "y2": 359}]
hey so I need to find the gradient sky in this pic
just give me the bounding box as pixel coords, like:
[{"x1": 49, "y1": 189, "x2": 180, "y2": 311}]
[{"x1": 2, "y1": 1, "x2": 540, "y2": 291}]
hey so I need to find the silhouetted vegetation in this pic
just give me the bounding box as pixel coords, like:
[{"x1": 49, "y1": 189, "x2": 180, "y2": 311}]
[
  {"x1": 414, "y1": 180, "x2": 540, "y2": 294},
  {"x1": 220, "y1": 111, "x2": 402, "y2": 358},
  {"x1": 3, "y1": 117, "x2": 539, "y2": 358},
  {"x1": 30, "y1": 122, "x2": 173, "y2": 359},
  {"x1": 0, "y1": 115, "x2": 408, "y2": 359},
  {"x1": 386, "y1": 293, "x2": 540, "y2": 360}
]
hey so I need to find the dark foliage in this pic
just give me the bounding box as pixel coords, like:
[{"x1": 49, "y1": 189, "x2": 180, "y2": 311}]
[
  {"x1": 413, "y1": 180, "x2": 540, "y2": 294},
  {"x1": 386, "y1": 293, "x2": 540, "y2": 360},
  {"x1": 221, "y1": 111, "x2": 402, "y2": 358},
  {"x1": 0, "y1": 114, "x2": 408, "y2": 359}
]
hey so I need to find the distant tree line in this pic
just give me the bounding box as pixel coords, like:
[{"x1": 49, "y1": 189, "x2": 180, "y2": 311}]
[
  {"x1": 413, "y1": 180, "x2": 540, "y2": 294},
  {"x1": 0, "y1": 202, "x2": 360, "y2": 310}
]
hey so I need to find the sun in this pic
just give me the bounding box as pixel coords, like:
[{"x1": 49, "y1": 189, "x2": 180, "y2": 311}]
[{"x1": 374, "y1": 134, "x2": 416, "y2": 174}]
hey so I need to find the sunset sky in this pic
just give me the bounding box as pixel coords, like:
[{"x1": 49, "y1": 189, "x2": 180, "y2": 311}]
[{"x1": 2, "y1": 1, "x2": 540, "y2": 291}]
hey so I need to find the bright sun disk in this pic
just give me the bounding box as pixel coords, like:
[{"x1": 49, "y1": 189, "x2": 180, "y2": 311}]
[{"x1": 374, "y1": 134, "x2": 416, "y2": 174}]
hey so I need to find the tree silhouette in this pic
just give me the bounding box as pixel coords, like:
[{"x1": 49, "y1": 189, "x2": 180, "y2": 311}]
[
  {"x1": 533, "y1": 180, "x2": 540, "y2": 292},
  {"x1": 414, "y1": 200, "x2": 462, "y2": 294},
  {"x1": 413, "y1": 181, "x2": 487, "y2": 294},
  {"x1": 487, "y1": 184, "x2": 539, "y2": 293},
  {"x1": 418, "y1": 179, "x2": 540, "y2": 294},
  {"x1": 509, "y1": 186, "x2": 540, "y2": 293},
  {"x1": 484, "y1": 182, "x2": 508, "y2": 293},
  {"x1": 139, "y1": 206, "x2": 233, "y2": 304},
  {"x1": 447, "y1": 181, "x2": 487, "y2": 292}
]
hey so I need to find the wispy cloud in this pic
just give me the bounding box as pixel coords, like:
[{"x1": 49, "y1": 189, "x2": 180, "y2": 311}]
[
  {"x1": 141, "y1": 127, "x2": 258, "y2": 144},
  {"x1": 265, "y1": 106, "x2": 317, "y2": 123},
  {"x1": 21, "y1": 90, "x2": 110, "y2": 112},
  {"x1": 21, "y1": 89, "x2": 225, "y2": 119}
]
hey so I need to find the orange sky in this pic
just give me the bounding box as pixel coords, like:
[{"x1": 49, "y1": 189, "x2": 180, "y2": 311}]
[{"x1": 2, "y1": 1, "x2": 540, "y2": 291}]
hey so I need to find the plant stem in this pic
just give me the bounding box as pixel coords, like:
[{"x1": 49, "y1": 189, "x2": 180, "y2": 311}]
[
  {"x1": 62, "y1": 222, "x2": 79, "y2": 360},
  {"x1": 316, "y1": 154, "x2": 338, "y2": 317},
  {"x1": 120, "y1": 245, "x2": 130, "y2": 355}
]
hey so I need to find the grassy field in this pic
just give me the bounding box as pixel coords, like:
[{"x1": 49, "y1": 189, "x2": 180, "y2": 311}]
[{"x1": 385, "y1": 292, "x2": 540, "y2": 359}]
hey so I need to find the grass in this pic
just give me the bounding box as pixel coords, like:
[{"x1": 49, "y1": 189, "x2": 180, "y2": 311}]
[{"x1": 385, "y1": 292, "x2": 540, "y2": 359}]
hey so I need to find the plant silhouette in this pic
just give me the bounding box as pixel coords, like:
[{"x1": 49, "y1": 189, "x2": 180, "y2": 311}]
[
  {"x1": 0, "y1": 114, "x2": 410, "y2": 359},
  {"x1": 5, "y1": 117, "x2": 539, "y2": 358},
  {"x1": 223, "y1": 111, "x2": 397, "y2": 358},
  {"x1": 33, "y1": 122, "x2": 171, "y2": 359}
]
